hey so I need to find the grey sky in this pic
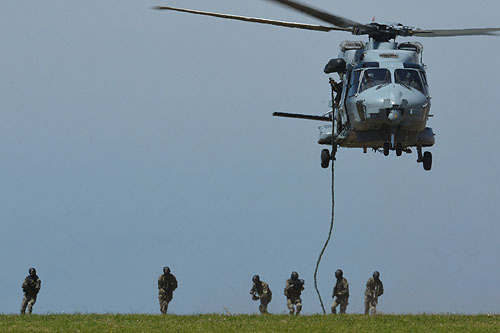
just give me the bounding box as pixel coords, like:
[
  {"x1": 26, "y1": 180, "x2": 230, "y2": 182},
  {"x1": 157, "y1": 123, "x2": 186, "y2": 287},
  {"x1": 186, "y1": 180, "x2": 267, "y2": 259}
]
[{"x1": 0, "y1": 0, "x2": 499, "y2": 314}]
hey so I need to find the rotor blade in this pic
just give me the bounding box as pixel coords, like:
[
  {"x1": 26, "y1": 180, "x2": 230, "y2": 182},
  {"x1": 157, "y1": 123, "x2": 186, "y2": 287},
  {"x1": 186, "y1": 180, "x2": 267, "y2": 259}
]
[
  {"x1": 412, "y1": 27, "x2": 500, "y2": 37},
  {"x1": 152, "y1": 6, "x2": 348, "y2": 32},
  {"x1": 273, "y1": 112, "x2": 331, "y2": 122},
  {"x1": 265, "y1": 0, "x2": 364, "y2": 29}
]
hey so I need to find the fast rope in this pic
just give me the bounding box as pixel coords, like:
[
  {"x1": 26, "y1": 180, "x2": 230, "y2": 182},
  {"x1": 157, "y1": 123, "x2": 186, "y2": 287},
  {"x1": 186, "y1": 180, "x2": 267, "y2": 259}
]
[
  {"x1": 313, "y1": 148, "x2": 335, "y2": 315},
  {"x1": 313, "y1": 79, "x2": 337, "y2": 315}
]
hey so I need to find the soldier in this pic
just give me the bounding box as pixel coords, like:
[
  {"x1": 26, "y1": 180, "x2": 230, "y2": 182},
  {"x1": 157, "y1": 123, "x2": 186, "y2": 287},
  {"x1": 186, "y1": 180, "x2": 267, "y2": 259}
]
[
  {"x1": 331, "y1": 269, "x2": 349, "y2": 314},
  {"x1": 364, "y1": 271, "x2": 384, "y2": 315},
  {"x1": 329, "y1": 78, "x2": 343, "y2": 107},
  {"x1": 158, "y1": 266, "x2": 178, "y2": 314},
  {"x1": 284, "y1": 271, "x2": 304, "y2": 315},
  {"x1": 20, "y1": 267, "x2": 41, "y2": 314},
  {"x1": 249, "y1": 275, "x2": 272, "y2": 314}
]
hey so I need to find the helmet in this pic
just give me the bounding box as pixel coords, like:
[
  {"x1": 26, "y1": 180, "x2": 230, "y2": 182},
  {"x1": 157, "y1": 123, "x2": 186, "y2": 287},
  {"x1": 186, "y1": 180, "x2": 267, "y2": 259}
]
[
  {"x1": 29, "y1": 268, "x2": 36, "y2": 275},
  {"x1": 335, "y1": 269, "x2": 343, "y2": 279},
  {"x1": 291, "y1": 271, "x2": 299, "y2": 280},
  {"x1": 373, "y1": 271, "x2": 380, "y2": 279},
  {"x1": 365, "y1": 71, "x2": 375, "y2": 81},
  {"x1": 163, "y1": 266, "x2": 171, "y2": 275},
  {"x1": 252, "y1": 275, "x2": 260, "y2": 283}
]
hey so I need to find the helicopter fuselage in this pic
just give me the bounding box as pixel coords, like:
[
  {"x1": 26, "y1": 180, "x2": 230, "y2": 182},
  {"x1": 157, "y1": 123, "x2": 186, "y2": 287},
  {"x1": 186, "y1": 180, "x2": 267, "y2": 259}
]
[{"x1": 319, "y1": 41, "x2": 435, "y2": 151}]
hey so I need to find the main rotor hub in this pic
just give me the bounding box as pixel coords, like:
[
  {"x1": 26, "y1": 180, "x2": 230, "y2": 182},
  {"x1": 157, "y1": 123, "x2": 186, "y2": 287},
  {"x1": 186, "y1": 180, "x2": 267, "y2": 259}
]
[{"x1": 353, "y1": 23, "x2": 415, "y2": 42}]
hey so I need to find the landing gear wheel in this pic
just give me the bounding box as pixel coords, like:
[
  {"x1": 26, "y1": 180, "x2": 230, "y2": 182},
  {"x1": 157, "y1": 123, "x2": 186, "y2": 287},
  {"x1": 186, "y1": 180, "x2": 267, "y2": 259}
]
[
  {"x1": 383, "y1": 142, "x2": 390, "y2": 156},
  {"x1": 321, "y1": 149, "x2": 330, "y2": 169},
  {"x1": 396, "y1": 142, "x2": 403, "y2": 157},
  {"x1": 423, "y1": 151, "x2": 432, "y2": 171}
]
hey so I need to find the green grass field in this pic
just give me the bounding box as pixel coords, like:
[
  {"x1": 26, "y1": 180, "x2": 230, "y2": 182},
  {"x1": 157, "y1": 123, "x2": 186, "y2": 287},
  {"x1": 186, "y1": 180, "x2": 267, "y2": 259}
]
[{"x1": 0, "y1": 314, "x2": 499, "y2": 332}]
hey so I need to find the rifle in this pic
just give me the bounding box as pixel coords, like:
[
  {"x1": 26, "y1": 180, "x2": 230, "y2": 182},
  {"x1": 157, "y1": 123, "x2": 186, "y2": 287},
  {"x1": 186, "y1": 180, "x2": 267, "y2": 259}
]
[
  {"x1": 295, "y1": 279, "x2": 304, "y2": 288},
  {"x1": 373, "y1": 284, "x2": 379, "y2": 299},
  {"x1": 22, "y1": 277, "x2": 39, "y2": 294},
  {"x1": 293, "y1": 279, "x2": 305, "y2": 290}
]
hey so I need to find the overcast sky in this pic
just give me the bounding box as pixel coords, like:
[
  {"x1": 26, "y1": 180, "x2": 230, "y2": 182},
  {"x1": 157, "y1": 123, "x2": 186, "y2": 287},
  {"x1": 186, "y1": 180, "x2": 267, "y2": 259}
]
[{"x1": 0, "y1": 0, "x2": 499, "y2": 315}]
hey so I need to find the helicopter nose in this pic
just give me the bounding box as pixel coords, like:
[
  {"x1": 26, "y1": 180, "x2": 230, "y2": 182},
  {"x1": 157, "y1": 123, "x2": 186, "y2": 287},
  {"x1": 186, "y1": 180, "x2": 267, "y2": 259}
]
[
  {"x1": 390, "y1": 89, "x2": 404, "y2": 104},
  {"x1": 362, "y1": 85, "x2": 428, "y2": 125}
]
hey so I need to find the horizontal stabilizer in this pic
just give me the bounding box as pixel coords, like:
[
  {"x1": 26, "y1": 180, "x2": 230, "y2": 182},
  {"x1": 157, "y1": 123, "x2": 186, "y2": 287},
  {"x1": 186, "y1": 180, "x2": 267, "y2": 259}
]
[{"x1": 273, "y1": 112, "x2": 331, "y2": 122}]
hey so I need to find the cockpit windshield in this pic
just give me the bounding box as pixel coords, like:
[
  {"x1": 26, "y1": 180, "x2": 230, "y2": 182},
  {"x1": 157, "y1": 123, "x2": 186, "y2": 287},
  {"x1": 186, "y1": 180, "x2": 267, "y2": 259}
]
[
  {"x1": 359, "y1": 69, "x2": 391, "y2": 93},
  {"x1": 395, "y1": 69, "x2": 424, "y2": 93}
]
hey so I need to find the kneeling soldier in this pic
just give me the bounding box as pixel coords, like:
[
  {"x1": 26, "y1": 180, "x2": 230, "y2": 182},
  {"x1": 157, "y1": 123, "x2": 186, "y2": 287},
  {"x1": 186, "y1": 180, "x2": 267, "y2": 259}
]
[{"x1": 250, "y1": 275, "x2": 272, "y2": 314}]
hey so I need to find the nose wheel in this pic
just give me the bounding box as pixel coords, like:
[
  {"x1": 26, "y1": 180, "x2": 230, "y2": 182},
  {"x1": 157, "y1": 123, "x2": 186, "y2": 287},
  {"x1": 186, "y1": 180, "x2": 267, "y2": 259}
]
[
  {"x1": 383, "y1": 142, "x2": 390, "y2": 156},
  {"x1": 395, "y1": 142, "x2": 403, "y2": 156},
  {"x1": 383, "y1": 142, "x2": 403, "y2": 156}
]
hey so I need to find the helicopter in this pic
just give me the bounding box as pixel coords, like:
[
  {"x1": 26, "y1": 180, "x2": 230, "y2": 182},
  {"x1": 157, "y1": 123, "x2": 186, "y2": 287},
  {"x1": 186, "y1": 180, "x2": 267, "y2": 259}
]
[{"x1": 153, "y1": 0, "x2": 500, "y2": 171}]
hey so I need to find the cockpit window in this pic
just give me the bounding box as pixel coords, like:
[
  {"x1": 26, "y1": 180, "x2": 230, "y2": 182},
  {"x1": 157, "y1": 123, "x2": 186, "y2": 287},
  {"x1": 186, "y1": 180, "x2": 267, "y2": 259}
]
[
  {"x1": 359, "y1": 69, "x2": 391, "y2": 93},
  {"x1": 419, "y1": 70, "x2": 428, "y2": 86},
  {"x1": 419, "y1": 70, "x2": 430, "y2": 95},
  {"x1": 395, "y1": 69, "x2": 424, "y2": 93},
  {"x1": 348, "y1": 70, "x2": 362, "y2": 97}
]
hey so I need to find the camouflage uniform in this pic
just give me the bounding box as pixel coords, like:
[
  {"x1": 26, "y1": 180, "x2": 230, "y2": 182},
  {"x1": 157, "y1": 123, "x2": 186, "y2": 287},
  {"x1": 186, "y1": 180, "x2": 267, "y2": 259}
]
[
  {"x1": 331, "y1": 277, "x2": 349, "y2": 314},
  {"x1": 364, "y1": 276, "x2": 384, "y2": 315},
  {"x1": 158, "y1": 273, "x2": 178, "y2": 314},
  {"x1": 284, "y1": 279, "x2": 304, "y2": 315},
  {"x1": 250, "y1": 281, "x2": 272, "y2": 314},
  {"x1": 330, "y1": 78, "x2": 343, "y2": 106},
  {"x1": 20, "y1": 274, "x2": 41, "y2": 314}
]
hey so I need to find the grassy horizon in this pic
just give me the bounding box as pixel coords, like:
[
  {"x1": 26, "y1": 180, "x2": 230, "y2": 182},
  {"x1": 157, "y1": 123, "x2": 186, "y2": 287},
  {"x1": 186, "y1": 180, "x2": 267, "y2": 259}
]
[{"x1": 0, "y1": 314, "x2": 499, "y2": 332}]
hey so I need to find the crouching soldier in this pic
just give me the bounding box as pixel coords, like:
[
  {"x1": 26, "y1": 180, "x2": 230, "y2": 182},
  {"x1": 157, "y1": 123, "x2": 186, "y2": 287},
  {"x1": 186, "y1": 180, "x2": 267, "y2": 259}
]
[
  {"x1": 284, "y1": 271, "x2": 304, "y2": 315},
  {"x1": 250, "y1": 275, "x2": 272, "y2": 314},
  {"x1": 21, "y1": 267, "x2": 41, "y2": 314},
  {"x1": 158, "y1": 266, "x2": 178, "y2": 314}
]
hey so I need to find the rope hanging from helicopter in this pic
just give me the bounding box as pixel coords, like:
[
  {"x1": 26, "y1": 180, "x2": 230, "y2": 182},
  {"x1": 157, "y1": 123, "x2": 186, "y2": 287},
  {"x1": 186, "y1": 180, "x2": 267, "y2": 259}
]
[
  {"x1": 313, "y1": 150, "x2": 335, "y2": 315},
  {"x1": 313, "y1": 80, "x2": 338, "y2": 315}
]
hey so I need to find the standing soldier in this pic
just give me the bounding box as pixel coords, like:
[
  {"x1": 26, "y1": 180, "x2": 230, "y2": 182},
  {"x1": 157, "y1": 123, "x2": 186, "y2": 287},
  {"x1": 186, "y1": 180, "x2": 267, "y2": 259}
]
[
  {"x1": 20, "y1": 267, "x2": 41, "y2": 314},
  {"x1": 364, "y1": 271, "x2": 384, "y2": 315},
  {"x1": 329, "y1": 78, "x2": 343, "y2": 107},
  {"x1": 158, "y1": 266, "x2": 178, "y2": 314},
  {"x1": 331, "y1": 269, "x2": 349, "y2": 314},
  {"x1": 284, "y1": 271, "x2": 304, "y2": 315},
  {"x1": 249, "y1": 275, "x2": 272, "y2": 314}
]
